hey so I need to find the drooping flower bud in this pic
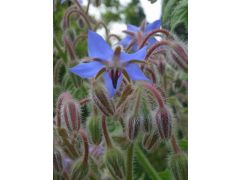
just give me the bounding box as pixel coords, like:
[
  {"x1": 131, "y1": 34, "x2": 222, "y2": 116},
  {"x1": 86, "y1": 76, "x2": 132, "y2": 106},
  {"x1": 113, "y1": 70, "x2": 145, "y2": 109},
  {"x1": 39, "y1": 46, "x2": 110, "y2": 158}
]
[
  {"x1": 142, "y1": 131, "x2": 159, "y2": 151},
  {"x1": 104, "y1": 148, "x2": 125, "y2": 179},
  {"x1": 155, "y1": 106, "x2": 172, "y2": 140},
  {"x1": 168, "y1": 153, "x2": 188, "y2": 180},
  {"x1": 140, "y1": 102, "x2": 153, "y2": 133},
  {"x1": 70, "y1": 158, "x2": 89, "y2": 180},
  {"x1": 56, "y1": 92, "x2": 72, "y2": 128},
  {"x1": 87, "y1": 115, "x2": 102, "y2": 146},
  {"x1": 61, "y1": 99, "x2": 81, "y2": 132},
  {"x1": 92, "y1": 85, "x2": 115, "y2": 116},
  {"x1": 126, "y1": 115, "x2": 140, "y2": 141}
]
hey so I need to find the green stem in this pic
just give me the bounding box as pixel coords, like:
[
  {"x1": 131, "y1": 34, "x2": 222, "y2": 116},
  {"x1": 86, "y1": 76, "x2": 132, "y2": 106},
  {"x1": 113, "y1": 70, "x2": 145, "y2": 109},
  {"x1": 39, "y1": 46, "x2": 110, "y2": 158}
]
[
  {"x1": 126, "y1": 143, "x2": 134, "y2": 180},
  {"x1": 53, "y1": 37, "x2": 67, "y2": 64},
  {"x1": 135, "y1": 145, "x2": 161, "y2": 180}
]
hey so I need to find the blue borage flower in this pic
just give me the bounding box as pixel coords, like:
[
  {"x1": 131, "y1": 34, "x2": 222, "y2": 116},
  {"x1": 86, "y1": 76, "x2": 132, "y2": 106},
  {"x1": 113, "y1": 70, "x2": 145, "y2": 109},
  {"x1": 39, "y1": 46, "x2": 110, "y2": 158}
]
[
  {"x1": 120, "y1": 19, "x2": 161, "y2": 51},
  {"x1": 70, "y1": 31, "x2": 150, "y2": 97}
]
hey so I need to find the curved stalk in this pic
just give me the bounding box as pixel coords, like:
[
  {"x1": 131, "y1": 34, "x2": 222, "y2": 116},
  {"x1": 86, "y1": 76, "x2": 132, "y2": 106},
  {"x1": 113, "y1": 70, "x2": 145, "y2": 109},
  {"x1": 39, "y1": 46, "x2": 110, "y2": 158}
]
[
  {"x1": 126, "y1": 143, "x2": 134, "y2": 180},
  {"x1": 135, "y1": 145, "x2": 161, "y2": 180}
]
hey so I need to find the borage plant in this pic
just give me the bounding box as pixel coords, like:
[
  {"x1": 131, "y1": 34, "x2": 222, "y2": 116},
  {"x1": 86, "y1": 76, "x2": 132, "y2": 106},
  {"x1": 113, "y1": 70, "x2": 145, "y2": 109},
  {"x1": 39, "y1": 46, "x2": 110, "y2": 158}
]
[{"x1": 53, "y1": 0, "x2": 188, "y2": 180}]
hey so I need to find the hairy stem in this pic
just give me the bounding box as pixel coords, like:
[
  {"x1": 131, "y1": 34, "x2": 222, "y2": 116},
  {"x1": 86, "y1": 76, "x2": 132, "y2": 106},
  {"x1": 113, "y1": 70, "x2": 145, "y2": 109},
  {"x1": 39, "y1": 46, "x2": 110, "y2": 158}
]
[
  {"x1": 102, "y1": 115, "x2": 112, "y2": 148},
  {"x1": 53, "y1": 37, "x2": 67, "y2": 64},
  {"x1": 135, "y1": 145, "x2": 161, "y2": 180},
  {"x1": 171, "y1": 135, "x2": 181, "y2": 154},
  {"x1": 79, "y1": 129, "x2": 89, "y2": 164},
  {"x1": 126, "y1": 143, "x2": 134, "y2": 180}
]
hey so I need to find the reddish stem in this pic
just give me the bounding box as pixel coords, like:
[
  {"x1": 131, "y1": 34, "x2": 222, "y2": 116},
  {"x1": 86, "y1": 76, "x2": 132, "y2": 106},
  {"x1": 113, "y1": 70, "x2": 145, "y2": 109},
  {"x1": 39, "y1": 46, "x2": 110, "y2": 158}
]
[
  {"x1": 101, "y1": 115, "x2": 112, "y2": 148},
  {"x1": 142, "y1": 82, "x2": 165, "y2": 108},
  {"x1": 79, "y1": 129, "x2": 89, "y2": 164},
  {"x1": 79, "y1": 98, "x2": 90, "y2": 105},
  {"x1": 146, "y1": 40, "x2": 172, "y2": 59},
  {"x1": 171, "y1": 135, "x2": 181, "y2": 154},
  {"x1": 139, "y1": 29, "x2": 171, "y2": 49}
]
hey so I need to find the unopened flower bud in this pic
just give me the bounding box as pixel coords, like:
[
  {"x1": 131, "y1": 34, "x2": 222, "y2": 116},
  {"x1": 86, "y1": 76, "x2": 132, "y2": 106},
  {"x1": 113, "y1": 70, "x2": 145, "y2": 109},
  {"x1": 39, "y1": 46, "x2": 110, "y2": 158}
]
[
  {"x1": 126, "y1": 115, "x2": 140, "y2": 141},
  {"x1": 140, "y1": 103, "x2": 153, "y2": 132},
  {"x1": 168, "y1": 153, "x2": 188, "y2": 180},
  {"x1": 158, "y1": 54, "x2": 166, "y2": 75},
  {"x1": 87, "y1": 115, "x2": 102, "y2": 145},
  {"x1": 104, "y1": 148, "x2": 125, "y2": 179},
  {"x1": 61, "y1": 100, "x2": 81, "y2": 132},
  {"x1": 155, "y1": 106, "x2": 172, "y2": 140},
  {"x1": 142, "y1": 131, "x2": 159, "y2": 151},
  {"x1": 70, "y1": 159, "x2": 89, "y2": 180},
  {"x1": 56, "y1": 92, "x2": 72, "y2": 128},
  {"x1": 92, "y1": 86, "x2": 115, "y2": 116}
]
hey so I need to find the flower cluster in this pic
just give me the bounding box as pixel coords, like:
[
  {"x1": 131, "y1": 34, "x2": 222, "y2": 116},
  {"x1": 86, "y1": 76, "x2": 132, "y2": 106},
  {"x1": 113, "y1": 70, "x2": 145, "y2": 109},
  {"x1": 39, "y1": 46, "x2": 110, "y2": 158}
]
[{"x1": 54, "y1": 0, "x2": 188, "y2": 179}]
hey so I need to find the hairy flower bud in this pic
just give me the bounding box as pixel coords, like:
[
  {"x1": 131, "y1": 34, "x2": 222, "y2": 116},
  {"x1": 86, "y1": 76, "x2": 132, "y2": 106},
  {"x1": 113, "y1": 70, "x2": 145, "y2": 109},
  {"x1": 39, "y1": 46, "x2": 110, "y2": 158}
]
[
  {"x1": 87, "y1": 115, "x2": 102, "y2": 145},
  {"x1": 140, "y1": 102, "x2": 153, "y2": 132},
  {"x1": 168, "y1": 153, "x2": 188, "y2": 180},
  {"x1": 104, "y1": 148, "x2": 125, "y2": 179},
  {"x1": 126, "y1": 115, "x2": 140, "y2": 141},
  {"x1": 71, "y1": 159, "x2": 89, "y2": 180},
  {"x1": 56, "y1": 92, "x2": 72, "y2": 128},
  {"x1": 155, "y1": 106, "x2": 172, "y2": 140},
  {"x1": 92, "y1": 86, "x2": 115, "y2": 116},
  {"x1": 61, "y1": 100, "x2": 81, "y2": 132},
  {"x1": 142, "y1": 131, "x2": 159, "y2": 151}
]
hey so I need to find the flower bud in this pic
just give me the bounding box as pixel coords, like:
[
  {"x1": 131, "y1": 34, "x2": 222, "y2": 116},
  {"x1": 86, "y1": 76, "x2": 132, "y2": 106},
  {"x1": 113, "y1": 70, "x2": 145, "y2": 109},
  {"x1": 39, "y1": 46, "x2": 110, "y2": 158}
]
[
  {"x1": 87, "y1": 115, "x2": 102, "y2": 146},
  {"x1": 53, "y1": 149, "x2": 63, "y2": 173},
  {"x1": 71, "y1": 159, "x2": 89, "y2": 180},
  {"x1": 104, "y1": 148, "x2": 125, "y2": 179},
  {"x1": 142, "y1": 131, "x2": 159, "y2": 151},
  {"x1": 92, "y1": 85, "x2": 115, "y2": 116},
  {"x1": 61, "y1": 100, "x2": 81, "y2": 132},
  {"x1": 140, "y1": 102, "x2": 153, "y2": 133},
  {"x1": 126, "y1": 115, "x2": 140, "y2": 141},
  {"x1": 155, "y1": 106, "x2": 172, "y2": 140},
  {"x1": 56, "y1": 92, "x2": 72, "y2": 128},
  {"x1": 158, "y1": 54, "x2": 166, "y2": 75},
  {"x1": 168, "y1": 153, "x2": 188, "y2": 180}
]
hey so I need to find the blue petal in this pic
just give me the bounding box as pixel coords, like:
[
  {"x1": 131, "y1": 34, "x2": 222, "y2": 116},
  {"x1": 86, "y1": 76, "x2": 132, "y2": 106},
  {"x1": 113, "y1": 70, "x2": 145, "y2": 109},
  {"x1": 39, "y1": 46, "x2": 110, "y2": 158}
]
[
  {"x1": 127, "y1": 24, "x2": 139, "y2": 32},
  {"x1": 148, "y1": 37, "x2": 157, "y2": 45},
  {"x1": 119, "y1": 36, "x2": 132, "y2": 47},
  {"x1": 61, "y1": 0, "x2": 66, "y2": 4},
  {"x1": 88, "y1": 30, "x2": 113, "y2": 61},
  {"x1": 120, "y1": 46, "x2": 147, "y2": 63},
  {"x1": 70, "y1": 61, "x2": 104, "y2": 78},
  {"x1": 144, "y1": 19, "x2": 161, "y2": 33},
  {"x1": 103, "y1": 72, "x2": 123, "y2": 97},
  {"x1": 125, "y1": 64, "x2": 150, "y2": 81}
]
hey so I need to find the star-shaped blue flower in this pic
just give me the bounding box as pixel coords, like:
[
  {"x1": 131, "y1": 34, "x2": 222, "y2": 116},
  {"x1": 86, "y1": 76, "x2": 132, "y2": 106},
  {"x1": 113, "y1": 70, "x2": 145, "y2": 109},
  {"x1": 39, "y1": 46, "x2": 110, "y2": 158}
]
[
  {"x1": 119, "y1": 19, "x2": 161, "y2": 51},
  {"x1": 70, "y1": 31, "x2": 150, "y2": 97}
]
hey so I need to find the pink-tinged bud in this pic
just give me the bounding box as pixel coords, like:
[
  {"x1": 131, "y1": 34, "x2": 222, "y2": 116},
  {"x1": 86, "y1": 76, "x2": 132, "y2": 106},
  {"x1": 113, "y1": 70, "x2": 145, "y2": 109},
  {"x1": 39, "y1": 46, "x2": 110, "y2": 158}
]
[
  {"x1": 56, "y1": 92, "x2": 72, "y2": 128},
  {"x1": 155, "y1": 106, "x2": 172, "y2": 140},
  {"x1": 61, "y1": 100, "x2": 81, "y2": 132},
  {"x1": 172, "y1": 42, "x2": 188, "y2": 65},
  {"x1": 92, "y1": 86, "x2": 115, "y2": 116},
  {"x1": 158, "y1": 54, "x2": 166, "y2": 75},
  {"x1": 126, "y1": 115, "x2": 140, "y2": 141},
  {"x1": 142, "y1": 131, "x2": 159, "y2": 151}
]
